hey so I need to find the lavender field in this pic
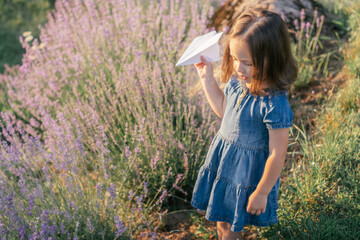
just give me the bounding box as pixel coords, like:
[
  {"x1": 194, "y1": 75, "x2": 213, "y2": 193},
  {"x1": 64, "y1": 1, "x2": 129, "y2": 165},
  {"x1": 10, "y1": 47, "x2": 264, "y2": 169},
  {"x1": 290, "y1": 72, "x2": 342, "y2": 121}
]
[
  {"x1": 0, "y1": 0, "x2": 222, "y2": 238},
  {"x1": 1, "y1": 0, "x2": 359, "y2": 239}
]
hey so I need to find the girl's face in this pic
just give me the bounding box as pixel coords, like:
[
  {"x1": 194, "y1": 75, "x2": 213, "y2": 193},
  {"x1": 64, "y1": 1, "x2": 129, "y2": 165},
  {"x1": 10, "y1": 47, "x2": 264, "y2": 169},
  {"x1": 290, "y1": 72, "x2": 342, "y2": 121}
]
[{"x1": 229, "y1": 39, "x2": 253, "y2": 84}]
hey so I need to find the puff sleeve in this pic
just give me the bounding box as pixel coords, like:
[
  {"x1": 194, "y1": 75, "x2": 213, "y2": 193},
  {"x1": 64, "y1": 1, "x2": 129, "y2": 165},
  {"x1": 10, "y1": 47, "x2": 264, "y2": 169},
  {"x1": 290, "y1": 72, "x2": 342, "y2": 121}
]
[
  {"x1": 223, "y1": 76, "x2": 240, "y2": 99},
  {"x1": 263, "y1": 92, "x2": 293, "y2": 129}
]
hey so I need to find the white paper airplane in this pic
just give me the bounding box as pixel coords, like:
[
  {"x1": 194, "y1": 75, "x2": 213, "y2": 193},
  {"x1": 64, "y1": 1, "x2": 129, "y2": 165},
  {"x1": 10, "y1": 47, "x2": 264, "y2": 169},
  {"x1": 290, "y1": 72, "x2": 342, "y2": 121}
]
[{"x1": 176, "y1": 31, "x2": 224, "y2": 66}]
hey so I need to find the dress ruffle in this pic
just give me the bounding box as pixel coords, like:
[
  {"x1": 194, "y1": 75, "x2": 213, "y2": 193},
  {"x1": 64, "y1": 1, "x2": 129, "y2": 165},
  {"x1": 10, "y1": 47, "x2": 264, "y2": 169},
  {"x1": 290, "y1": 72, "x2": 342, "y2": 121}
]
[{"x1": 190, "y1": 132, "x2": 280, "y2": 232}]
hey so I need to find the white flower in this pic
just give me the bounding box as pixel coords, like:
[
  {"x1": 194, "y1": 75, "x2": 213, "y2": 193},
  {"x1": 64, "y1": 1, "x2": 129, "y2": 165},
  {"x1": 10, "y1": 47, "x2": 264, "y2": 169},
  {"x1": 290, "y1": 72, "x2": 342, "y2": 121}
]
[
  {"x1": 25, "y1": 35, "x2": 33, "y2": 42},
  {"x1": 23, "y1": 31, "x2": 32, "y2": 37}
]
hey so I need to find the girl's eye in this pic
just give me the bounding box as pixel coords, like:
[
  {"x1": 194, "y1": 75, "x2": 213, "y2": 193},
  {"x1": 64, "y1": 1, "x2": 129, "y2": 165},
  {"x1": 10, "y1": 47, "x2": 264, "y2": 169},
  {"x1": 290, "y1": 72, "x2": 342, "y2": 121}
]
[{"x1": 231, "y1": 56, "x2": 252, "y2": 66}]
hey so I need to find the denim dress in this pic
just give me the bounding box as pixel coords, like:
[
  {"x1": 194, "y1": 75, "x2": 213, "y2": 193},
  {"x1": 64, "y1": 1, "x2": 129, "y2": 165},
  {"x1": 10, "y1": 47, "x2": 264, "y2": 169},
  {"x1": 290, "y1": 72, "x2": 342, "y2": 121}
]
[{"x1": 191, "y1": 75, "x2": 293, "y2": 232}]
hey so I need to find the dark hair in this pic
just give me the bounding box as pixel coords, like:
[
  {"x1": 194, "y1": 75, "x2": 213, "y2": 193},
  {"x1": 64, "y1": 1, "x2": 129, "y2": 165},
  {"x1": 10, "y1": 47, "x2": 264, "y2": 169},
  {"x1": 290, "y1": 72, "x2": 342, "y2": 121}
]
[{"x1": 221, "y1": 8, "x2": 298, "y2": 96}]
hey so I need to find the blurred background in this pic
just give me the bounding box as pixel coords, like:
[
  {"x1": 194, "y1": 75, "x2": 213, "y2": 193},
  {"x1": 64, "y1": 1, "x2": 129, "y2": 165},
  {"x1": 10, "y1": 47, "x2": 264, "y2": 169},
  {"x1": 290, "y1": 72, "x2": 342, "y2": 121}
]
[{"x1": 0, "y1": 0, "x2": 55, "y2": 73}]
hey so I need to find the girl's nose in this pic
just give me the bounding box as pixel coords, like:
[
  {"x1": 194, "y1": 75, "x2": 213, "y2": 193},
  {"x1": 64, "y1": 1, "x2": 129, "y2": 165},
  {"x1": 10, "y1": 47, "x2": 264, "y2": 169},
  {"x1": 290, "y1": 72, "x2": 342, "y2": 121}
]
[{"x1": 236, "y1": 63, "x2": 245, "y2": 74}]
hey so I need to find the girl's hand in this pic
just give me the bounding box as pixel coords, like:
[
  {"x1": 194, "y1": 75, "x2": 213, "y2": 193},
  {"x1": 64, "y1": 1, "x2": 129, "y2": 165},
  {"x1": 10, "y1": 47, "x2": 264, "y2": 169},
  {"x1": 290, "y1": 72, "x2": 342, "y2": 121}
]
[
  {"x1": 246, "y1": 191, "x2": 267, "y2": 216},
  {"x1": 194, "y1": 56, "x2": 214, "y2": 84}
]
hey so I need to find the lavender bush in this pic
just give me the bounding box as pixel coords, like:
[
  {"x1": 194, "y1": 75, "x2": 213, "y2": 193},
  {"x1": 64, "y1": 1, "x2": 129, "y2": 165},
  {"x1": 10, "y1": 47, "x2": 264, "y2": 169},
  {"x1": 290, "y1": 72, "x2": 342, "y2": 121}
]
[
  {"x1": 291, "y1": 8, "x2": 331, "y2": 88},
  {"x1": 0, "y1": 0, "x2": 219, "y2": 238}
]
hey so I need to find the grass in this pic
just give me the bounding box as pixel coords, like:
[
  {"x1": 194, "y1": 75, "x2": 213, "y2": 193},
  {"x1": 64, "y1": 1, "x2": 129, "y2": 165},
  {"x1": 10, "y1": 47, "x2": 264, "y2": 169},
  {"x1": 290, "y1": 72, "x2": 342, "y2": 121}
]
[
  {"x1": 260, "y1": 2, "x2": 360, "y2": 239},
  {"x1": 183, "y1": 1, "x2": 360, "y2": 239}
]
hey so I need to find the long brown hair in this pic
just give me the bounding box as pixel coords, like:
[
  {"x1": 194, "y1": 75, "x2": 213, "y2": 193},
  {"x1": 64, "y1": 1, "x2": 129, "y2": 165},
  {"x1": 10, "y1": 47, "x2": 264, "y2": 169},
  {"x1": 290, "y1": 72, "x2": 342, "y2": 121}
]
[{"x1": 221, "y1": 8, "x2": 298, "y2": 96}]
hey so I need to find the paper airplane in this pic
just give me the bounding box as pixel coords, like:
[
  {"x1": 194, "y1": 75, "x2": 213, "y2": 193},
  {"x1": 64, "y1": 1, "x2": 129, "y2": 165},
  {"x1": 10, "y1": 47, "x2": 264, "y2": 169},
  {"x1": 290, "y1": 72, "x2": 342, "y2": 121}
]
[{"x1": 176, "y1": 31, "x2": 224, "y2": 67}]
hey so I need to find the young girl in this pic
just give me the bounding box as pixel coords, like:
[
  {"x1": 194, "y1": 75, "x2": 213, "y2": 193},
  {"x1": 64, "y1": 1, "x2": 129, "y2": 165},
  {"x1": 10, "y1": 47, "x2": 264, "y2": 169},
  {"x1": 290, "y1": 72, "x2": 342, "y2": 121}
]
[{"x1": 191, "y1": 8, "x2": 297, "y2": 240}]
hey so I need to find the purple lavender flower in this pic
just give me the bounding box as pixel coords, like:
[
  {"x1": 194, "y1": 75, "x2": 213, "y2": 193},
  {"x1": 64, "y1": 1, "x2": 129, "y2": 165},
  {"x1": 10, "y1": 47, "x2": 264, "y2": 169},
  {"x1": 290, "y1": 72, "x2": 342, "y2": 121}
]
[
  {"x1": 27, "y1": 194, "x2": 35, "y2": 215},
  {"x1": 96, "y1": 183, "x2": 102, "y2": 199},
  {"x1": 108, "y1": 182, "x2": 116, "y2": 200},
  {"x1": 0, "y1": 219, "x2": 7, "y2": 236},
  {"x1": 301, "y1": 22, "x2": 306, "y2": 30},
  {"x1": 65, "y1": 176, "x2": 73, "y2": 192},
  {"x1": 29, "y1": 118, "x2": 40, "y2": 128},
  {"x1": 294, "y1": 19, "x2": 299, "y2": 30},
  {"x1": 137, "y1": 135, "x2": 144, "y2": 142},
  {"x1": 87, "y1": 217, "x2": 94, "y2": 233},
  {"x1": 164, "y1": 167, "x2": 172, "y2": 183},
  {"x1": 150, "y1": 152, "x2": 160, "y2": 170},
  {"x1": 18, "y1": 225, "x2": 26, "y2": 239},
  {"x1": 60, "y1": 222, "x2": 66, "y2": 235},
  {"x1": 134, "y1": 147, "x2": 140, "y2": 153},
  {"x1": 143, "y1": 182, "x2": 148, "y2": 197},
  {"x1": 128, "y1": 190, "x2": 135, "y2": 200},
  {"x1": 114, "y1": 215, "x2": 127, "y2": 237},
  {"x1": 157, "y1": 189, "x2": 167, "y2": 205},
  {"x1": 124, "y1": 146, "x2": 131, "y2": 158},
  {"x1": 174, "y1": 173, "x2": 183, "y2": 185},
  {"x1": 150, "y1": 231, "x2": 158, "y2": 240},
  {"x1": 135, "y1": 194, "x2": 143, "y2": 208},
  {"x1": 300, "y1": 9, "x2": 305, "y2": 21}
]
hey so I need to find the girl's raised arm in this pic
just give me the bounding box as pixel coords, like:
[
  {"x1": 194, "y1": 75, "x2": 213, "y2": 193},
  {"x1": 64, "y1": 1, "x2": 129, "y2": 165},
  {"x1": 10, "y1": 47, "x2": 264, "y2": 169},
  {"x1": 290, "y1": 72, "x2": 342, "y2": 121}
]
[{"x1": 194, "y1": 56, "x2": 227, "y2": 118}]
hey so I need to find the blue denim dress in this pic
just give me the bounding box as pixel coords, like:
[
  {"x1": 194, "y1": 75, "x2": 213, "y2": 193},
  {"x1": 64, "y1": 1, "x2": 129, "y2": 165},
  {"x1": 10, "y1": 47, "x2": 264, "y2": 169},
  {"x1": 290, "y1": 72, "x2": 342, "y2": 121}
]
[{"x1": 191, "y1": 75, "x2": 293, "y2": 232}]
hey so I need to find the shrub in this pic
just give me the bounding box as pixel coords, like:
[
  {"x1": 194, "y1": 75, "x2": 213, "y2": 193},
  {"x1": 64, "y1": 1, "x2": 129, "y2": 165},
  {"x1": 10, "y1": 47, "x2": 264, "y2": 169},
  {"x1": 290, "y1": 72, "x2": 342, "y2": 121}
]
[
  {"x1": 292, "y1": 8, "x2": 331, "y2": 88},
  {"x1": 0, "y1": 0, "x2": 218, "y2": 238}
]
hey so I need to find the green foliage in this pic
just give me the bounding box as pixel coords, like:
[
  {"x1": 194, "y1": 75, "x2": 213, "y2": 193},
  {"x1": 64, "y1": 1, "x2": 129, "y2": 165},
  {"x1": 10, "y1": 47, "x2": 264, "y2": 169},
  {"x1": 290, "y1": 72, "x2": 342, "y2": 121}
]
[
  {"x1": 263, "y1": 2, "x2": 360, "y2": 238},
  {"x1": 292, "y1": 10, "x2": 331, "y2": 89},
  {"x1": 0, "y1": 0, "x2": 53, "y2": 73},
  {"x1": 345, "y1": 8, "x2": 360, "y2": 77}
]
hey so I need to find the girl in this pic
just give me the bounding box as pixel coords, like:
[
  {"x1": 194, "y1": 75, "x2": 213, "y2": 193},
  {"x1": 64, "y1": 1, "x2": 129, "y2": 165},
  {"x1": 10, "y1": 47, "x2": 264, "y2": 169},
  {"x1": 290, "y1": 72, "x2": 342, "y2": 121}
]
[{"x1": 191, "y1": 8, "x2": 297, "y2": 240}]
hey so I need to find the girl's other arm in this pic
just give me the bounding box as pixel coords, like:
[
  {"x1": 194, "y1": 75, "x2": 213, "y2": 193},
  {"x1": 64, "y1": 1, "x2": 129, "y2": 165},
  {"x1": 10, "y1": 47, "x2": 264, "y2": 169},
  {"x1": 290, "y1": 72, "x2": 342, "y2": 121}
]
[
  {"x1": 194, "y1": 56, "x2": 227, "y2": 118},
  {"x1": 256, "y1": 128, "x2": 289, "y2": 194},
  {"x1": 246, "y1": 128, "x2": 289, "y2": 215}
]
